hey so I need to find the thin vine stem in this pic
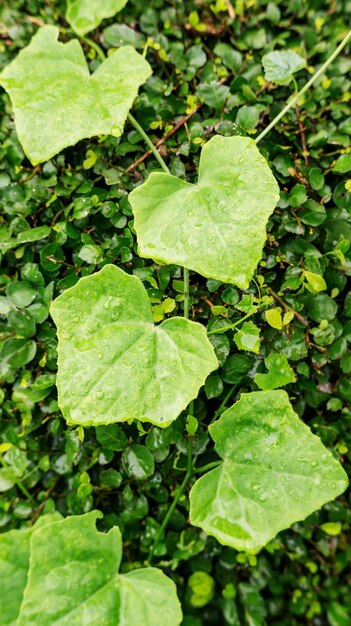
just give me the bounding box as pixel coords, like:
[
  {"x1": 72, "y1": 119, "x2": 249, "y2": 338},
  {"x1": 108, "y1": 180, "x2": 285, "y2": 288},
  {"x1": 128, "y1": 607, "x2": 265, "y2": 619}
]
[
  {"x1": 148, "y1": 438, "x2": 193, "y2": 564},
  {"x1": 80, "y1": 35, "x2": 106, "y2": 62},
  {"x1": 207, "y1": 310, "x2": 253, "y2": 335},
  {"x1": 193, "y1": 460, "x2": 221, "y2": 474},
  {"x1": 255, "y1": 28, "x2": 351, "y2": 144},
  {"x1": 183, "y1": 267, "x2": 190, "y2": 319},
  {"x1": 127, "y1": 113, "x2": 171, "y2": 174},
  {"x1": 212, "y1": 383, "x2": 237, "y2": 421}
]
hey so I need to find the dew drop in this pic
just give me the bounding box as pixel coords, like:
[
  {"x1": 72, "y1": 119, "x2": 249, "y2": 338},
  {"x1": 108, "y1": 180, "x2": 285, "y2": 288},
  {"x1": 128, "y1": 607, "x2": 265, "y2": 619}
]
[
  {"x1": 73, "y1": 316, "x2": 80, "y2": 323},
  {"x1": 104, "y1": 302, "x2": 110, "y2": 310},
  {"x1": 96, "y1": 391, "x2": 103, "y2": 399},
  {"x1": 310, "y1": 460, "x2": 317, "y2": 467}
]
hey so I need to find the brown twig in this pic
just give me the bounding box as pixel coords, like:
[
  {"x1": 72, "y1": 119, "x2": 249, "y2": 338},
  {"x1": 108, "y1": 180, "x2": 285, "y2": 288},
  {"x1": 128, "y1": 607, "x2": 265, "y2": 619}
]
[
  {"x1": 201, "y1": 296, "x2": 214, "y2": 308},
  {"x1": 268, "y1": 288, "x2": 309, "y2": 326},
  {"x1": 26, "y1": 16, "x2": 45, "y2": 27},
  {"x1": 294, "y1": 102, "x2": 309, "y2": 165},
  {"x1": 125, "y1": 104, "x2": 203, "y2": 173},
  {"x1": 18, "y1": 165, "x2": 41, "y2": 184}
]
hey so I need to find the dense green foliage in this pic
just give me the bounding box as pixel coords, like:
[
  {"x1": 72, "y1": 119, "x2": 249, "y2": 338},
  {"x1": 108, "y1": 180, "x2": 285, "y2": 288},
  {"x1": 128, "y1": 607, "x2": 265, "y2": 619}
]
[{"x1": 1, "y1": 0, "x2": 351, "y2": 624}]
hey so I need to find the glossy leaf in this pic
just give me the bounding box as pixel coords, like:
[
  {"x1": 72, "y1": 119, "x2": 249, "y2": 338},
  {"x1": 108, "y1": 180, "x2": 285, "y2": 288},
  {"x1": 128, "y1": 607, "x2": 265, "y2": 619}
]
[
  {"x1": 15, "y1": 512, "x2": 182, "y2": 626},
  {"x1": 130, "y1": 136, "x2": 279, "y2": 288},
  {"x1": 50, "y1": 264, "x2": 217, "y2": 427},
  {"x1": 66, "y1": 0, "x2": 128, "y2": 36},
  {"x1": 0, "y1": 514, "x2": 61, "y2": 626},
  {"x1": 262, "y1": 50, "x2": 306, "y2": 85},
  {"x1": 254, "y1": 354, "x2": 296, "y2": 390},
  {"x1": 0, "y1": 26, "x2": 151, "y2": 164},
  {"x1": 189, "y1": 390, "x2": 348, "y2": 552},
  {"x1": 0, "y1": 226, "x2": 51, "y2": 253},
  {"x1": 304, "y1": 270, "x2": 327, "y2": 292},
  {"x1": 265, "y1": 307, "x2": 283, "y2": 329}
]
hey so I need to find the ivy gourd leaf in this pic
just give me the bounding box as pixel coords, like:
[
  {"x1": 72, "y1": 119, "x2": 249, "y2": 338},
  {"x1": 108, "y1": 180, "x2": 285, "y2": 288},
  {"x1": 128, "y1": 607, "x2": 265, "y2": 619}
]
[
  {"x1": 17, "y1": 511, "x2": 182, "y2": 626},
  {"x1": 262, "y1": 50, "x2": 306, "y2": 85},
  {"x1": 50, "y1": 264, "x2": 218, "y2": 427},
  {"x1": 254, "y1": 353, "x2": 296, "y2": 390},
  {"x1": 66, "y1": 0, "x2": 128, "y2": 36},
  {"x1": 0, "y1": 513, "x2": 62, "y2": 626},
  {"x1": 129, "y1": 136, "x2": 280, "y2": 288},
  {"x1": 0, "y1": 26, "x2": 151, "y2": 164},
  {"x1": 189, "y1": 390, "x2": 348, "y2": 553}
]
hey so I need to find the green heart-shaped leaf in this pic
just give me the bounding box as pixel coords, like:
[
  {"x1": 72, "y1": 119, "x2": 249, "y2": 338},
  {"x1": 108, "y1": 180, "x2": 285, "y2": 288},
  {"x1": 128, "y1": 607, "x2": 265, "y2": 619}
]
[
  {"x1": 262, "y1": 50, "x2": 306, "y2": 85},
  {"x1": 66, "y1": 0, "x2": 128, "y2": 36},
  {"x1": 2, "y1": 512, "x2": 182, "y2": 626},
  {"x1": 129, "y1": 136, "x2": 279, "y2": 288},
  {"x1": 50, "y1": 265, "x2": 218, "y2": 427},
  {"x1": 0, "y1": 26, "x2": 151, "y2": 164},
  {"x1": 190, "y1": 390, "x2": 348, "y2": 552}
]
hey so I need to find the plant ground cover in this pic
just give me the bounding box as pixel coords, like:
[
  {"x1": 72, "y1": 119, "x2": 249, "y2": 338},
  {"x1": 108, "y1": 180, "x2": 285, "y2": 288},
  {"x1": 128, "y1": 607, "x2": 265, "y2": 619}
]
[{"x1": 0, "y1": 1, "x2": 351, "y2": 624}]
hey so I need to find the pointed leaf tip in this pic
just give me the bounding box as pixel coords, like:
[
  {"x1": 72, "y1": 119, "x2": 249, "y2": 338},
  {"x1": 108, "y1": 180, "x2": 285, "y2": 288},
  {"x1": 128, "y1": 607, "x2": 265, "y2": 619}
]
[{"x1": 190, "y1": 390, "x2": 348, "y2": 552}]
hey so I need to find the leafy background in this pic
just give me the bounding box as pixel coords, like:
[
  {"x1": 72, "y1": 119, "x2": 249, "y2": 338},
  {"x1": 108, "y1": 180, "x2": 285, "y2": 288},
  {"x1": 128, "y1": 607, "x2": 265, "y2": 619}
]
[{"x1": 0, "y1": 0, "x2": 350, "y2": 624}]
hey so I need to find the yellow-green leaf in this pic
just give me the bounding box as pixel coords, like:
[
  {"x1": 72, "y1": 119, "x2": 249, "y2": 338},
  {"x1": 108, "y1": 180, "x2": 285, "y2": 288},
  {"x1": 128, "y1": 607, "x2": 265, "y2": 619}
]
[
  {"x1": 190, "y1": 391, "x2": 348, "y2": 552},
  {"x1": 0, "y1": 27, "x2": 151, "y2": 164},
  {"x1": 265, "y1": 307, "x2": 283, "y2": 329},
  {"x1": 320, "y1": 522, "x2": 342, "y2": 536},
  {"x1": 129, "y1": 136, "x2": 279, "y2": 288},
  {"x1": 304, "y1": 271, "x2": 327, "y2": 292},
  {"x1": 50, "y1": 265, "x2": 217, "y2": 427}
]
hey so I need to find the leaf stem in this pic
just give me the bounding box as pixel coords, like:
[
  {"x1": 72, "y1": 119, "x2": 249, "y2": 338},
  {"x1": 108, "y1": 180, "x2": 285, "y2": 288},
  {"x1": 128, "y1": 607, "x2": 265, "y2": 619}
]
[
  {"x1": 148, "y1": 438, "x2": 193, "y2": 564},
  {"x1": 80, "y1": 35, "x2": 106, "y2": 62},
  {"x1": 127, "y1": 113, "x2": 171, "y2": 174},
  {"x1": 207, "y1": 310, "x2": 253, "y2": 335},
  {"x1": 183, "y1": 267, "x2": 190, "y2": 319},
  {"x1": 209, "y1": 383, "x2": 237, "y2": 424},
  {"x1": 193, "y1": 460, "x2": 221, "y2": 474},
  {"x1": 255, "y1": 28, "x2": 351, "y2": 144}
]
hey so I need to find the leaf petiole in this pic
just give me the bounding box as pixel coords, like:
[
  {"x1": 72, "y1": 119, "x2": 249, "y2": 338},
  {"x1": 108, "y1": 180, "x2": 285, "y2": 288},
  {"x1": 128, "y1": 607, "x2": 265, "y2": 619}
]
[
  {"x1": 127, "y1": 113, "x2": 171, "y2": 174},
  {"x1": 80, "y1": 35, "x2": 106, "y2": 62},
  {"x1": 193, "y1": 460, "x2": 221, "y2": 474},
  {"x1": 148, "y1": 437, "x2": 193, "y2": 564},
  {"x1": 207, "y1": 310, "x2": 254, "y2": 335}
]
